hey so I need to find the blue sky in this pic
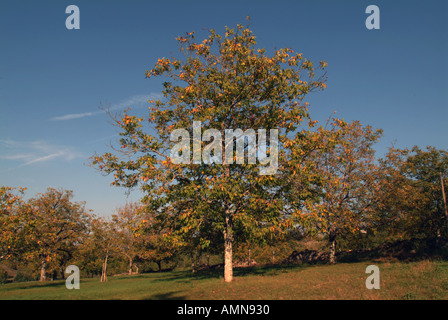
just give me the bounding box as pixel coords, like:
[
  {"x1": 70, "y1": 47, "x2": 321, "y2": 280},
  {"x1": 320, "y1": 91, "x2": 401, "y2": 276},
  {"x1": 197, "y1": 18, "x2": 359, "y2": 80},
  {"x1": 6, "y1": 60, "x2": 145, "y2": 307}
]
[{"x1": 1, "y1": 0, "x2": 447, "y2": 216}]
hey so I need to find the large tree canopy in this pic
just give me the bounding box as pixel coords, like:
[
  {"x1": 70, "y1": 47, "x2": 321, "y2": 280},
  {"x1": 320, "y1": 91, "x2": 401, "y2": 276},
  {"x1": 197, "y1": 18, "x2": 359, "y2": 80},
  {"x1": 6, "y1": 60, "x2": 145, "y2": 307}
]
[{"x1": 91, "y1": 22, "x2": 328, "y2": 281}]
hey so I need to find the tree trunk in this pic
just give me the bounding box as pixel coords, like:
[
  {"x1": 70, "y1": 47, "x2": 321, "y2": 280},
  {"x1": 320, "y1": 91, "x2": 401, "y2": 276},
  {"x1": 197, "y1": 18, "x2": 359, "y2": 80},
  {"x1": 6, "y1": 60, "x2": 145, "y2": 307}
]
[
  {"x1": 40, "y1": 259, "x2": 47, "y2": 281},
  {"x1": 191, "y1": 250, "x2": 200, "y2": 273},
  {"x1": 191, "y1": 252, "x2": 196, "y2": 273},
  {"x1": 224, "y1": 214, "x2": 233, "y2": 282},
  {"x1": 222, "y1": 135, "x2": 234, "y2": 282},
  {"x1": 101, "y1": 254, "x2": 108, "y2": 282},
  {"x1": 329, "y1": 233, "x2": 337, "y2": 264},
  {"x1": 128, "y1": 258, "x2": 133, "y2": 275},
  {"x1": 440, "y1": 172, "x2": 448, "y2": 236}
]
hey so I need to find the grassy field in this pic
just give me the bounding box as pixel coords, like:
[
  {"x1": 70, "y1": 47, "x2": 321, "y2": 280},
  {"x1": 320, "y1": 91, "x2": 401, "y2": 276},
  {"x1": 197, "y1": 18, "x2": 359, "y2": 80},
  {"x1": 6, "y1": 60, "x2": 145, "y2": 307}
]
[{"x1": 0, "y1": 260, "x2": 447, "y2": 300}]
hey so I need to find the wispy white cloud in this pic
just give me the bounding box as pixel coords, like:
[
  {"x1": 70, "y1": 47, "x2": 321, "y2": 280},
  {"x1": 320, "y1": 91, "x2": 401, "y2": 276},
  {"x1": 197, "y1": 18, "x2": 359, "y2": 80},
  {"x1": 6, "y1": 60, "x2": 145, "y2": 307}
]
[
  {"x1": 50, "y1": 112, "x2": 97, "y2": 121},
  {"x1": 18, "y1": 152, "x2": 65, "y2": 167},
  {"x1": 0, "y1": 139, "x2": 83, "y2": 170},
  {"x1": 49, "y1": 93, "x2": 162, "y2": 121},
  {"x1": 0, "y1": 153, "x2": 33, "y2": 161},
  {"x1": 110, "y1": 94, "x2": 159, "y2": 110}
]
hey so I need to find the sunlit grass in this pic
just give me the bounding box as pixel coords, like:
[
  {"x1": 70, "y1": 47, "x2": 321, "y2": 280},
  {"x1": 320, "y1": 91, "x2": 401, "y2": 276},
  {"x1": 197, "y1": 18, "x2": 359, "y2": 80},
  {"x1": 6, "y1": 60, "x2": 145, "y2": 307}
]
[{"x1": 0, "y1": 260, "x2": 446, "y2": 300}]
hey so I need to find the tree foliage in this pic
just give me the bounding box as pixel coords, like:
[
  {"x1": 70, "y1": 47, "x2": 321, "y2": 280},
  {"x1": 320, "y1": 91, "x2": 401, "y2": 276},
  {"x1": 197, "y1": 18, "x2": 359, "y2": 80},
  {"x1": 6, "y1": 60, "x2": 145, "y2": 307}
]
[
  {"x1": 24, "y1": 188, "x2": 89, "y2": 281},
  {"x1": 90, "y1": 22, "x2": 328, "y2": 281},
  {"x1": 295, "y1": 120, "x2": 383, "y2": 262},
  {"x1": 0, "y1": 186, "x2": 26, "y2": 261},
  {"x1": 374, "y1": 146, "x2": 448, "y2": 241}
]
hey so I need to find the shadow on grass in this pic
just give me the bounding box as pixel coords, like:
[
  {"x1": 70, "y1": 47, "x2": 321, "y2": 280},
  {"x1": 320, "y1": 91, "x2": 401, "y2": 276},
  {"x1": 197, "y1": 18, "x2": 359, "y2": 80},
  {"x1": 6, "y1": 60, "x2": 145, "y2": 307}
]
[
  {"x1": 234, "y1": 263, "x2": 315, "y2": 278},
  {"x1": 144, "y1": 262, "x2": 314, "y2": 285},
  {"x1": 2, "y1": 280, "x2": 67, "y2": 291},
  {"x1": 105, "y1": 261, "x2": 324, "y2": 284},
  {"x1": 143, "y1": 290, "x2": 187, "y2": 300}
]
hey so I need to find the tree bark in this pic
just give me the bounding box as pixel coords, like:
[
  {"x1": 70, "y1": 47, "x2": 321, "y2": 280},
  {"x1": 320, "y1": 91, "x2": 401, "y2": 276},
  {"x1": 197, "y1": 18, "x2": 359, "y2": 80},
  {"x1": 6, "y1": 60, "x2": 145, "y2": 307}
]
[
  {"x1": 441, "y1": 172, "x2": 448, "y2": 236},
  {"x1": 60, "y1": 266, "x2": 65, "y2": 280},
  {"x1": 224, "y1": 214, "x2": 233, "y2": 282},
  {"x1": 101, "y1": 254, "x2": 108, "y2": 282},
  {"x1": 128, "y1": 258, "x2": 133, "y2": 275},
  {"x1": 40, "y1": 259, "x2": 47, "y2": 281},
  {"x1": 222, "y1": 129, "x2": 234, "y2": 282},
  {"x1": 191, "y1": 252, "x2": 196, "y2": 273},
  {"x1": 329, "y1": 233, "x2": 337, "y2": 264}
]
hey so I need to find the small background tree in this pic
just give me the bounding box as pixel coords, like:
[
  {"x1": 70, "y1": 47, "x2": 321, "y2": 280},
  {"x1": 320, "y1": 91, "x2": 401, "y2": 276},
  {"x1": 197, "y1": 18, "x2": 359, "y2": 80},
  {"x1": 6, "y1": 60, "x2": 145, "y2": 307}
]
[{"x1": 296, "y1": 120, "x2": 383, "y2": 263}]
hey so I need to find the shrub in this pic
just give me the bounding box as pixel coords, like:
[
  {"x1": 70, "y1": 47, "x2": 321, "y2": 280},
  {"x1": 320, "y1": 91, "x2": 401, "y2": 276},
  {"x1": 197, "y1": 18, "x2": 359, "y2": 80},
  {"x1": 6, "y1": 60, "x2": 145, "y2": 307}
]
[
  {"x1": 0, "y1": 271, "x2": 8, "y2": 284},
  {"x1": 14, "y1": 270, "x2": 36, "y2": 283}
]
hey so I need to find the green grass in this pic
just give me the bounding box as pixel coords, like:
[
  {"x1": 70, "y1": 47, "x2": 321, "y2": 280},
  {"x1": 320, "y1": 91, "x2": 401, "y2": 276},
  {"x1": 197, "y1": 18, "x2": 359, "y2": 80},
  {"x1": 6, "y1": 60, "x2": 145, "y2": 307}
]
[{"x1": 0, "y1": 260, "x2": 447, "y2": 300}]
